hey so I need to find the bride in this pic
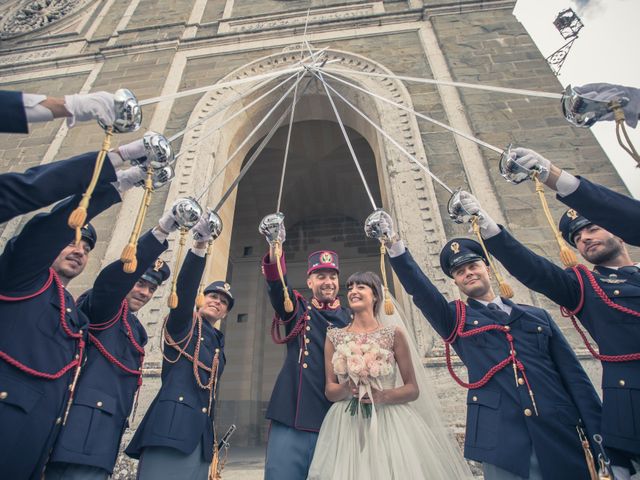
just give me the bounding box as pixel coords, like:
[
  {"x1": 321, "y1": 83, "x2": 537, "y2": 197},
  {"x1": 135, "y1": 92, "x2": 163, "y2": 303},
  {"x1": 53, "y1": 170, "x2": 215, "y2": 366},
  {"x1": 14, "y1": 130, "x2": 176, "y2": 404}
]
[{"x1": 307, "y1": 271, "x2": 473, "y2": 479}]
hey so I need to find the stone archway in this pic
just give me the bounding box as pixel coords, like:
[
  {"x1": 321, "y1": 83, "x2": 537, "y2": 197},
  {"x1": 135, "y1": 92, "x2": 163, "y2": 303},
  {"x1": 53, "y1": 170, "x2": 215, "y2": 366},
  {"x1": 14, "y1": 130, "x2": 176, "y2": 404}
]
[{"x1": 163, "y1": 48, "x2": 454, "y2": 358}]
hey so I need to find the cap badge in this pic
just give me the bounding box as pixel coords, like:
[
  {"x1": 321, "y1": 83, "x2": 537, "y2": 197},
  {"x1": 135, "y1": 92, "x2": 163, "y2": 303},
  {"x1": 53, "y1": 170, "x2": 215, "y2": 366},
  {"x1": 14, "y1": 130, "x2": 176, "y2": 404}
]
[
  {"x1": 223, "y1": 283, "x2": 231, "y2": 291},
  {"x1": 153, "y1": 259, "x2": 164, "y2": 272},
  {"x1": 567, "y1": 209, "x2": 579, "y2": 220},
  {"x1": 451, "y1": 242, "x2": 460, "y2": 254},
  {"x1": 320, "y1": 252, "x2": 334, "y2": 264}
]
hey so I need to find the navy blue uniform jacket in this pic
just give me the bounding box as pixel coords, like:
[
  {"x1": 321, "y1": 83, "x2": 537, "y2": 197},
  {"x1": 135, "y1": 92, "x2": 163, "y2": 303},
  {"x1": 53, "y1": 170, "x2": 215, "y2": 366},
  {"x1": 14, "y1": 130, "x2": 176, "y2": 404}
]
[
  {"x1": 126, "y1": 250, "x2": 225, "y2": 462},
  {"x1": 0, "y1": 151, "x2": 115, "y2": 224},
  {"x1": 486, "y1": 226, "x2": 640, "y2": 455},
  {"x1": 262, "y1": 253, "x2": 350, "y2": 432},
  {"x1": 390, "y1": 249, "x2": 602, "y2": 479},
  {"x1": 0, "y1": 185, "x2": 120, "y2": 480},
  {"x1": 558, "y1": 176, "x2": 640, "y2": 246},
  {"x1": 0, "y1": 90, "x2": 28, "y2": 133},
  {"x1": 49, "y1": 230, "x2": 167, "y2": 473}
]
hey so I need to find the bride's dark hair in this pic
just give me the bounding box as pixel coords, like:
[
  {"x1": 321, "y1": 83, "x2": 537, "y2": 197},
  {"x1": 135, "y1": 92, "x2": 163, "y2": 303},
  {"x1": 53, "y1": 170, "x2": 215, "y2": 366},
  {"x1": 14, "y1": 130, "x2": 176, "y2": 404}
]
[{"x1": 346, "y1": 271, "x2": 383, "y2": 316}]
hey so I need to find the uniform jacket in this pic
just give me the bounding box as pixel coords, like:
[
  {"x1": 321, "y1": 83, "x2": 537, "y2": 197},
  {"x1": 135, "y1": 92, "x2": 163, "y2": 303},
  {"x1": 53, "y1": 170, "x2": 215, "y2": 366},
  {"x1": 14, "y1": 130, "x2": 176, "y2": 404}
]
[
  {"x1": 0, "y1": 90, "x2": 28, "y2": 134},
  {"x1": 0, "y1": 151, "x2": 115, "y2": 224},
  {"x1": 49, "y1": 230, "x2": 167, "y2": 473},
  {"x1": 559, "y1": 176, "x2": 640, "y2": 247},
  {"x1": 0, "y1": 186, "x2": 121, "y2": 480},
  {"x1": 390, "y1": 249, "x2": 603, "y2": 479},
  {"x1": 126, "y1": 251, "x2": 225, "y2": 462},
  {"x1": 486, "y1": 226, "x2": 640, "y2": 455},
  {"x1": 262, "y1": 253, "x2": 350, "y2": 432}
]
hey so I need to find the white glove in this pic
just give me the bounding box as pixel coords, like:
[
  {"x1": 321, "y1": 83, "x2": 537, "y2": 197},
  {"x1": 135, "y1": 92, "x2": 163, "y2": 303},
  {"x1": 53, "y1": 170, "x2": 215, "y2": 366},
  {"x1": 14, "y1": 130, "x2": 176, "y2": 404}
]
[
  {"x1": 117, "y1": 136, "x2": 149, "y2": 165},
  {"x1": 510, "y1": 147, "x2": 551, "y2": 182},
  {"x1": 192, "y1": 214, "x2": 213, "y2": 243},
  {"x1": 64, "y1": 92, "x2": 115, "y2": 128},
  {"x1": 158, "y1": 202, "x2": 182, "y2": 233},
  {"x1": 458, "y1": 191, "x2": 500, "y2": 238},
  {"x1": 574, "y1": 83, "x2": 640, "y2": 128},
  {"x1": 113, "y1": 166, "x2": 146, "y2": 195}
]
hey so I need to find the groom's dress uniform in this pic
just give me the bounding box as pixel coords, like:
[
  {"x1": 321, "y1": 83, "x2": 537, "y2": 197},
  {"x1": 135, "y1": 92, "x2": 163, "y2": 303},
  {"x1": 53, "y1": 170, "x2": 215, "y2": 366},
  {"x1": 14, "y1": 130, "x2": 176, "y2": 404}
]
[
  {"x1": 389, "y1": 239, "x2": 602, "y2": 480},
  {"x1": 262, "y1": 250, "x2": 350, "y2": 480}
]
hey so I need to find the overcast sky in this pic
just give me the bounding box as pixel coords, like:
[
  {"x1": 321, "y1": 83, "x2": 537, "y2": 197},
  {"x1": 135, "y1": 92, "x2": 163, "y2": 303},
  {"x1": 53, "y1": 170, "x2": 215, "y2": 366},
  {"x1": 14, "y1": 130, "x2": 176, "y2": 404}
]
[{"x1": 513, "y1": 0, "x2": 640, "y2": 198}]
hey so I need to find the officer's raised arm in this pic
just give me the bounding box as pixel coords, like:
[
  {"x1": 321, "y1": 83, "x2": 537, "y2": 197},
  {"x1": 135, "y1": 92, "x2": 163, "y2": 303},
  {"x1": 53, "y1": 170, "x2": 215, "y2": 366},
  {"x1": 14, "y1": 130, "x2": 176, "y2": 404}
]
[{"x1": 458, "y1": 190, "x2": 581, "y2": 310}]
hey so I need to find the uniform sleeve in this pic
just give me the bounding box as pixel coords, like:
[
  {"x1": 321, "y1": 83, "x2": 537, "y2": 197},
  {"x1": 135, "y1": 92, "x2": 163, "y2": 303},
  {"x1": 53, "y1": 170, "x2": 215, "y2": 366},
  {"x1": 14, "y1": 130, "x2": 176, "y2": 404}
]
[
  {"x1": 484, "y1": 227, "x2": 581, "y2": 311},
  {"x1": 262, "y1": 251, "x2": 301, "y2": 322},
  {"x1": 0, "y1": 90, "x2": 28, "y2": 134},
  {"x1": 559, "y1": 176, "x2": 640, "y2": 246},
  {"x1": 0, "y1": 183, "x2": 121, "y2": 294},
  {"x1": 84, "y1": 229, "x2": 168, "y2": 324},
  {"x1": 388, "y1": 249, "x2": 457, "y2": 340},
  {"x1": 547, "y1": 315, "x2": 602, "y2": 453},
  {"x1": 166, "y1": 250, "x2": 206, "y2": 338},
  {"x1": 0, "y1": 151, "x2": 117, "y2": 224}
]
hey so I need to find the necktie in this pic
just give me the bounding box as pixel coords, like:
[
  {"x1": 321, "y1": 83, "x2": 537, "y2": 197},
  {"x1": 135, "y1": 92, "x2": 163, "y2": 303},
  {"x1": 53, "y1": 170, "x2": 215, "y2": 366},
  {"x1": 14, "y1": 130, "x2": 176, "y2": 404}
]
[{"x1": 487, "y1": 302, "x2": 510, "y2": 324}]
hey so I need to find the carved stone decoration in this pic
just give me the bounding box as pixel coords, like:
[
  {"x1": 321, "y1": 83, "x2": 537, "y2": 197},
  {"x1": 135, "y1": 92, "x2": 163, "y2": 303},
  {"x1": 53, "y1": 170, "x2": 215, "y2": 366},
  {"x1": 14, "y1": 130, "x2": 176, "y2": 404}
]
[{"x1": 0, "y1": 0, "x2": 91, "y2": 39}]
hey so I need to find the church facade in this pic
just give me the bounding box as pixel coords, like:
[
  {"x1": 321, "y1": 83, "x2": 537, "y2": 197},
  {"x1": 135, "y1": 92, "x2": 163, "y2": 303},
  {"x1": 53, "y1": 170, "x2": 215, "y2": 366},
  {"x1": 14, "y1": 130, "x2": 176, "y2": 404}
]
[{"x1": 0, "y1": 0, "x2": 622, "y2": 473}]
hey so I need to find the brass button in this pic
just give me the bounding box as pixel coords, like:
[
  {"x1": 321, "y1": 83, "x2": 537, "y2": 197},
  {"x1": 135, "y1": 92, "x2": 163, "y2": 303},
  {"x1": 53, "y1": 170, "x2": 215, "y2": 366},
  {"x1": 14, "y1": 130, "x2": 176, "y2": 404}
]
[
  {"x1": 96, "y1": 401, "x2": 103, "y2": 407},
  {"x1": 473, "y1": 320, "x2": 478, "y2": 326},
  {"x1": 619, "y1": 379, "x2": 626, "y2": 387},
  {"x1": 504, "y1": 326, "x2": 510, "y2": 331},
  {"x1": 304, "y1": 351, "x2": 309, "y2": 356},
  {"x1": 472, "y1": 396, "x2": 478, "y2": 402},
  {"x1": 614, "y1": 290, "x2": 620, "y2": 296},
  {"x1": 537, "y1": 326, "x2": 543, "y2": 332},
  {"x1": 215, "y1": 348, "x2": 220, "y2": 353},
  {"x1": 305, "y1": 338, "x2": 310, "y2": 344},
  {"x1": 306, "y1": 326, "x2": 311, "y2": 331},
  {"x1": 518, "y1": 378, "x2": 525, "y2": 385},
  {"x1": 179, "y1": 396, "x2": 184, "y2": 402},
  {"x1": 202, "y1": 407, "x2": 207, "y2": 413},
  {"x1": 307, "y1": 306, "x2": 312, "y2": 310},
  {"x1": 78, "y1": 330, "x2": 83, "y2": 335},
  {"x1": 0, "y1": 391, "x2": 7, "y2": 400},
  {"x1": 66, "y1": 307, "x2": 72, "y2": 313},
  {"x1": 524, "y1": 409, "x2": 532, "y2": 417},
  {"x1": 302, "y1": 363, "x2": 308, "y2": 369},
  {"x1": 510, "y1": 350, "x2": 516, "y2": 356},
  {"x1": 55, "y1": 417, "x2": 62, "y2": 425},
  {"x1": 75, "y1": 354, "x2": 79, "y2": 359},
  {"x1": 200, "y1": 337, "x2": 205, "y2": 341}
]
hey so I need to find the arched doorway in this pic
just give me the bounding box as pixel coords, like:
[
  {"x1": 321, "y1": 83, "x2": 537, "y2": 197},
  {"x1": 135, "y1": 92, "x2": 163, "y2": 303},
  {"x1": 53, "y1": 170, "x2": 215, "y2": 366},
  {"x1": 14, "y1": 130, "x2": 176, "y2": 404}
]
[{"x1": 217, "y1": 119, "x2": 386, "y2": 446}]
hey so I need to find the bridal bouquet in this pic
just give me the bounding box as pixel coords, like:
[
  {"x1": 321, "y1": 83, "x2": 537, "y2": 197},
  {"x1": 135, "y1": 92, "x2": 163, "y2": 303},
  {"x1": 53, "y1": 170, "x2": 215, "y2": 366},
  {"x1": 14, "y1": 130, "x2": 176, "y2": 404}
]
[{"x1": 331, "y1": 336, "x2": 394, "y2": 417}]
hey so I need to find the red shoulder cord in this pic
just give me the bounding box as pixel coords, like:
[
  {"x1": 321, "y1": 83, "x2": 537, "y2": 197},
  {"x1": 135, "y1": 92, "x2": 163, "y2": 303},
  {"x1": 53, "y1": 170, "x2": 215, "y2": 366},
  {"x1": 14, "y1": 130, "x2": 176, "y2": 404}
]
[
  {"x1": 271, "y1": 290, "x2": 309, "y2": 344},
  {"x1": 0, "y1": 268, "x2": 84, "y2": 380},
  {"x1": 561, "y1": 264, "x2": 640, "y2": 362},
  {"x1": 0, "y1": 269, "x2": 84, "y2": 424},
  {"x1": 444, "y1": 300, "x2": 537, "y2": 410},
  {"x1": 88, "y1": 300, "x2": 145, "y2": 384}
]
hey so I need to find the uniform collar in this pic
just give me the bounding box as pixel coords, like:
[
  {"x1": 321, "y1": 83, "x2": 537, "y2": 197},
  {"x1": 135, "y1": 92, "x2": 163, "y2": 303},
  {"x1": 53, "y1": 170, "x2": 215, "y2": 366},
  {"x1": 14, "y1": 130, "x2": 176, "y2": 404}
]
[{"x1": 311, "y1": 297, "x2": 341, "y2": 310}]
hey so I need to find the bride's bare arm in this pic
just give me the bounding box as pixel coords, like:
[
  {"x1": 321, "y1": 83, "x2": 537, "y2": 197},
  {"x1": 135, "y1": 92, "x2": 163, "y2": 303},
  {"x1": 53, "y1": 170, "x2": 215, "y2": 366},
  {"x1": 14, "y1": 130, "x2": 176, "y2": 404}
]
[
  {"x1": 363, "y1": 328, "x2": 419, "y2": 405},
  {"x1": 324, "y1": 336, "x2": 354, "y2": 402}
]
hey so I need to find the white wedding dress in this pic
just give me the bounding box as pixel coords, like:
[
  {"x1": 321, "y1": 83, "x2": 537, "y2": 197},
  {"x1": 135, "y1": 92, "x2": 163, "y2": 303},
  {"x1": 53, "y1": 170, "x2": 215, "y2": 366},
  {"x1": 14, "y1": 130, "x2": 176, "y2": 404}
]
[{"x1": 308, "y1": 325, "x2": 473, "y2": 480}]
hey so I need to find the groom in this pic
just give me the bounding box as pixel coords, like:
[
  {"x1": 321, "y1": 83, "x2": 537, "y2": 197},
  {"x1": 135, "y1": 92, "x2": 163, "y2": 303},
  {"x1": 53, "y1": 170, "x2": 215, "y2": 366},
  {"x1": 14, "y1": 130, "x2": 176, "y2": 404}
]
[
  {"x1": 376, "y1": 212, "x2": 604, "y2": 480},
  {"x1": 260, "y1": 218, "x2": 351, "y2": 479}
]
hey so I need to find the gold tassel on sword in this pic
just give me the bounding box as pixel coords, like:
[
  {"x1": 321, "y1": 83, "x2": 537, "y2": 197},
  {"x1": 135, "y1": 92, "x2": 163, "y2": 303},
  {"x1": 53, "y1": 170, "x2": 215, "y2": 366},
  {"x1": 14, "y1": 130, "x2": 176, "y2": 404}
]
[{"x1": 69, "y1": 89, "x2": 142, "y2": 242}]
